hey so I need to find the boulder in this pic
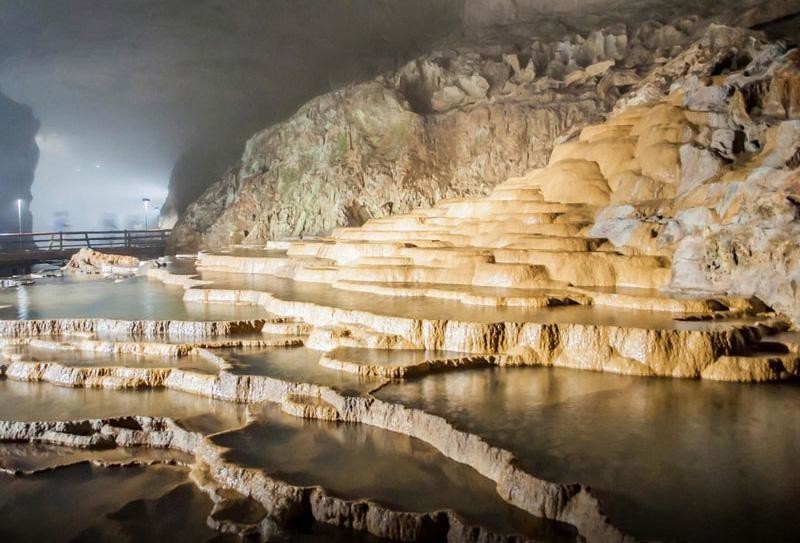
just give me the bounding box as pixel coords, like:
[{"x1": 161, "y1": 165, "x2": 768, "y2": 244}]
[{"x1": 63, "y1": 248, "x2": 140, "y2": 275}]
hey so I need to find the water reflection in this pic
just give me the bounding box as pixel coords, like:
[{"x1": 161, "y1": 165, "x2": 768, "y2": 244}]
[
  {"x1": 199, "y1": 271, "x2": 735, "y2": 330},
  {"x1": 15, "y1": 285, "x2": 29, "y2": 320},
  {"x1": 213, "y1": 403, "x2": 575, "y2": 541},
  {"x1": 0, "y1": 464, "x2": 214, "y2": 543},
  {"x1": 0, "y1": 276, "x2": 266, "y2": 321},
  {"x1": 225, "y1": 347, "x2": 385, "y2": 396},
  {"x1": 0, "y1": 380, "x2": 247, "y2": 434},
  {"x1": 376, "y1": 367, "x2": 800, "y2": 542},
  {"x1": 2, "y1": 344, "x2": 218, "y2": 373}
]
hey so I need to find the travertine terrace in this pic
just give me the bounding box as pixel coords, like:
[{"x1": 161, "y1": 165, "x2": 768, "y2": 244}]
[
  {"x1": 2, "y1": 19, "x2": 800, "y2": 543},
  {"x1": 193, "y1": 29, "x2": 800, "y2": 384}
]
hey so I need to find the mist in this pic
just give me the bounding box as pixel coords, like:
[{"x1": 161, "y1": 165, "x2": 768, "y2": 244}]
[{"x1": 0, "y1": 0, "x2": 462, "y2": 231}]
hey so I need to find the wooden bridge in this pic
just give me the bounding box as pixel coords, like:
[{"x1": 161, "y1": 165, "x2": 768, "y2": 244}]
[{"x1": 0, "y1": 229, "x2": 173, "y2": 268}]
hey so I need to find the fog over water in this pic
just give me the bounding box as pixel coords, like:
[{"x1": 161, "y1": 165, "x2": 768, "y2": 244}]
[{"x1": 0, "y1": 0, "x2": 462, "y2": 230}]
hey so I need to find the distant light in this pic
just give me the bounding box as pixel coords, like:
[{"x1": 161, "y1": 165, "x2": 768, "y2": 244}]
[{"x1": 95, "y1": 164, "x2": 101, "y2": 169}]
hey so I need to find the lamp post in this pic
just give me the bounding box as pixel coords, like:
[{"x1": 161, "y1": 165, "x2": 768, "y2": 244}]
[{"x1": 142, "y1": 198, "x2": 151, "y2": 230}]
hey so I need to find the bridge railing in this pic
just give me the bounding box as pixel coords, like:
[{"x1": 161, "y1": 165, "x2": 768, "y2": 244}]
[{"x1": 0, "y1": 229, "x2": 172, "y2": 253}]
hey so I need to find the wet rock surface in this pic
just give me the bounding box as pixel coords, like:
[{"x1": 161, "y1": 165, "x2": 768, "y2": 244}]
[
  {"x1": 5, "y1": 15, "x2": 800, "y2": 543},
  {"x1": 175, "y1": 21, "x2": 800, "y2": 326},
  {"x1": 62, "y1": 248, "x2": 140, "y2": 275},
  {"x1": 0, "y1": 266, "x2": 797, "y2": 542}
]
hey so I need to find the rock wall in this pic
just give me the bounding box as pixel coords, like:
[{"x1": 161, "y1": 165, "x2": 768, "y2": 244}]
[
  {"x1": 171, "y1": 15, "x2": 800, "y2": 323},
  {"x1": 160, "y1": 144, "x2": 240, "y2": 229},
  {"x1": 462, "y1": 0, "x2": 800, "y2": 34},
  {"x1": 588, "y1": 34, "x2": 800, "y2": 321},
  {"x1": 0, "y1": 90, "x2": 38, "y2": 241},
  {"x1": 173, "y1": 18, "x2": 721, "y2": 251}
]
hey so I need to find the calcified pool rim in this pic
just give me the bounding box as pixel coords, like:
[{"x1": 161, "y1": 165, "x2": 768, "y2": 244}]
[
  {"x1": 0, "y1": 265, "x2": 797, "y2": 543},
  {"x1": 183, "y1": 263, "x2": 797, "y2": 383},
  {"x1": 0, "y1": 269, "x2": 614, "y2": 542}
]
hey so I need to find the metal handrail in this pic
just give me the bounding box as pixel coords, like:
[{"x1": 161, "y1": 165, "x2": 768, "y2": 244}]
[
  {"x1": 0, "y1": 229, "x2": 172, "y2": 252},
  {"x1": 0, "y1": 229, "x2": 170, "y2": 237}
]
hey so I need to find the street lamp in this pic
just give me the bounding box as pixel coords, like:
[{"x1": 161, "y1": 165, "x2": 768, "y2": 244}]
[
  {"x1": 142, "y1": 198, "x2": 151, "y2": 230},
  {"x1": 16, "y1": 199, "x2": 23, "y2": 235}
]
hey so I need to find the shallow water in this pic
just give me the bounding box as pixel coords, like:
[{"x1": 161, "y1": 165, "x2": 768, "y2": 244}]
[
  {"x1": 0, "y1": 442, "x2": 194, "y2": 473},
  {"x1": 223, "y1": 346, "x2": 385, "y2": 395},
  {"x1": 326, "y1": 347, "x2": 469, "y2": 367},
  {"x1": 0, "y1": 464, "x2": 216, "y2": 542},
  {"x1": 376, "y1": 366, "x2": 800, "y2": 542},
  {"x1": 199, "y1": 270, "x2": 739, "y2": 330},
  {"x1": 213, "y1": 403, "x2": 576, "y2": 541},
  {"x1": 0, "y1": 268, "x2": 796, "y2": 542},
  {"x1": 213, "y1": 248, "x2": 288, "y2": 258},
  {"x1": 0, "y1": 275, "x2": 266, "y2": 321},
  {"x1": 0, "y1": 379, "x2": 247, "y2": 434},
  {"x1": 1, "y1": 345, "x2": 219, "y2": 373}
]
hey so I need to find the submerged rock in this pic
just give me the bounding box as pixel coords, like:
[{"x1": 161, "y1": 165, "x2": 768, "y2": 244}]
[{"x1": 0, "y1": 278, "x2": 35, "y2": 289}]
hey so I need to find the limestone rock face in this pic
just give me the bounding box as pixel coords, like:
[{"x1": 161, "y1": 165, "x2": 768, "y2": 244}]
[
  {"x1": 462, "y1": 0, "x2": 800, "y2": 35},
  {"x1": 190, "y1": 26, "x2": 800, "y2": 327},
  {"x1": 590, "y1": 41, "x2": 800, "y2": 321},
  {"x1": 172, "y1": 19, "x2": 724, "y2": 251},
  {"x1": 159, "y1": 145, "x2": 239, "y2": 229},
  {"x1": 173, "y1": 21, "x2": 800, "y2": 325},
  {"x1": 0, "y1": 90, "x2": 38, "y2": 240}
]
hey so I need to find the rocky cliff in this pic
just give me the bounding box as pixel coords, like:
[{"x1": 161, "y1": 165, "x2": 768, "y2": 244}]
[
  {"x1": 589, "y1": 32, "x2": 800, "y2": 321},
  {"x1": 195, "y1": 25, "x2": 800, "y2": 326},
  {"x1": 171, "y1": 18, "x2": 800, "y2": 321},
  {"x1": 159, "y1": 144, "x2": 240, "y2": 229},
  {"x1": 173, "y1": 17, "x2": 731, "y2": 250},
  {"x1": 0, "y1": 90, "x2": 38, "y2": 240},
  {"x1": 462, "y1": 0, "x2": 800, "y2": 34}
]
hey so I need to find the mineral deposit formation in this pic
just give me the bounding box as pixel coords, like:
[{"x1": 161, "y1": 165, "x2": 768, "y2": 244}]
[{"x1": 3, "y1": 9, "x2": 800, "y2": 543}]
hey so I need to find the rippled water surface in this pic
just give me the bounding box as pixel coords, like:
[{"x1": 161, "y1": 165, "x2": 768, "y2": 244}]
[{"x1": 376, "y1": 367, "x2": 800, "y2": 542}]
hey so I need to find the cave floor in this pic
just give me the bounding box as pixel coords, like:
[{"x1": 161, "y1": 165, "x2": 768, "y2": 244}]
[{"x1": 0, "y1": 263, "x2": 797, "y2": 543}]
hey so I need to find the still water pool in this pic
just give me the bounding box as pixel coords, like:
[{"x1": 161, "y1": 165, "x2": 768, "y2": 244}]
[
  {"x1": 377, "y1": 366, "x2": 800, "y2": 542},
  {"x1": 0, "y1": 275, "x2": 266, "y2": 321}
]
